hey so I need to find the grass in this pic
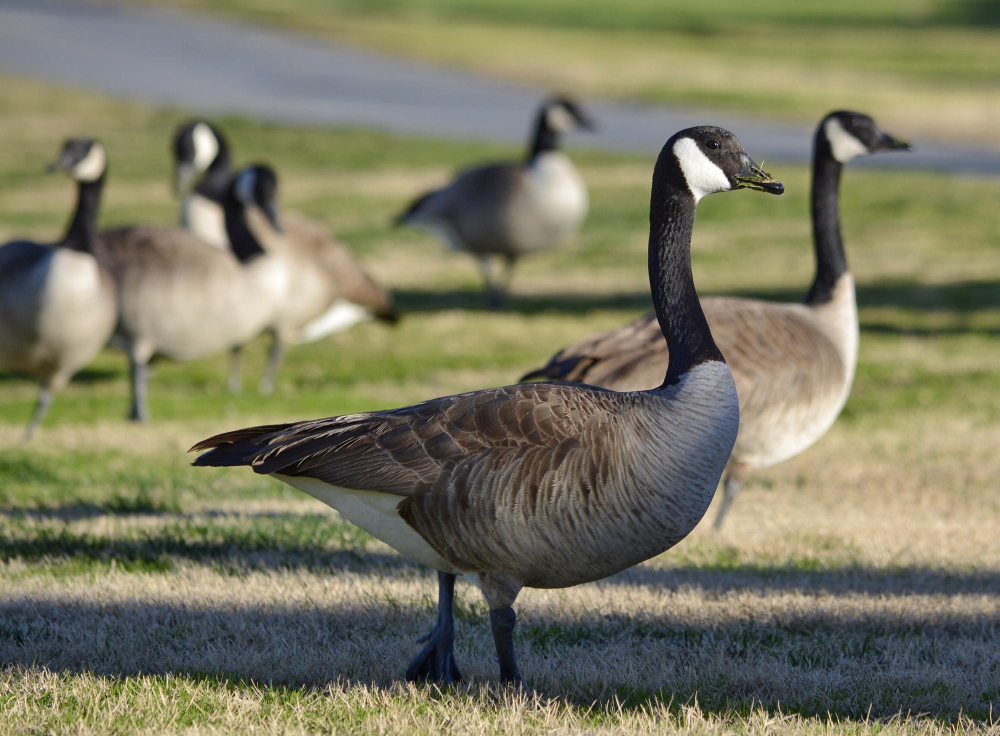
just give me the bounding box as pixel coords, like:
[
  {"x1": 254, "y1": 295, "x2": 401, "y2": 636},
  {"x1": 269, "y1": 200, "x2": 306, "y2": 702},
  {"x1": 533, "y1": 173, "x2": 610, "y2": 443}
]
[
  {"x1": 1, "y1": 72, "x2": 1000, "y2": 733},
  {"x1": 126, "y1": 0, "x2": 1000, "y2": 146}
]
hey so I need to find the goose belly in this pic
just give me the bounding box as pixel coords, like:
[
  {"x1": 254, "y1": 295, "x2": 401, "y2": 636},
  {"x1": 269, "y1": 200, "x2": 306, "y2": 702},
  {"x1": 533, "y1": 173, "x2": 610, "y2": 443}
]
[
  {"x1": 512, "y1": 153, "x2": 588, "y2": 253},
  {"x1": 274, "y1": 475, "x2": 457, "y2": 573}
]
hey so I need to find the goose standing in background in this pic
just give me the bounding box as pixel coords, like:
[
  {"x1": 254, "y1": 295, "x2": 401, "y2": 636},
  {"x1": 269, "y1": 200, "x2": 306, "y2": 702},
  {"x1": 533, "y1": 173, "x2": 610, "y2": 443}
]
[
  {"x1": 395, "y1": 96, "x2": 593, "y2": 308},
  {"x1": 173, "y1": 121, "x2": 398, "y2": 395},
  {"x1": 192, "y1": 127, "x2": 783, "y2": 684},
  {"x1": 521, "y1": 111, "x2": 911, "y2": 528},
  {"x1": 94, "y1": 164, "x2": 290, "y2": 422},
  {"x1": 0, "y1": 139, "x2": 117, "y2": 439}
]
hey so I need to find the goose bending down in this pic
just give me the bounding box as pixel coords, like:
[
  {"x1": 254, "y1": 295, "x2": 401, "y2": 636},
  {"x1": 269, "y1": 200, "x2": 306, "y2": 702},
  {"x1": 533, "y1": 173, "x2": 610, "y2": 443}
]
[
  {"x1": 191, "y1": 127, "x2": 783, "y2": 684},
  {"x1": 173, "y1": 121, "x2": 398, "y2": 395},
  {"x1": 395, "y1": 96, "x2": 593, "y2": 308},
  {"x1": 0, "y1": 139, "x2": 117, "y2": 439},
  {"x1": 521, "y1": 111, "x2": 911, "y2": 529},
  {"x1": 94, "y1": 165, "x2": 290, "y2": 422}
]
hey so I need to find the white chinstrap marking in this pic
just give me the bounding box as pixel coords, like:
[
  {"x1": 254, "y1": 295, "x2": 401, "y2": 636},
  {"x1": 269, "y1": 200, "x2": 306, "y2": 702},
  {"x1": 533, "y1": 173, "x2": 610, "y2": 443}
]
[
  {"x1": 545, "y1": 104, "x2": 576, "y2": 134},
  {"x1": 824, "y1": 118, "x2": 868, "y2": 163},
  {"x1": 191, "y1": 122, "x2": 220, "y2": 173},
  {"x1": 672, "y1": 138, "x2": 730, "y2": 202},
  {"x1": 72, "y1": 144, "x2": 106, "y2": 182}
]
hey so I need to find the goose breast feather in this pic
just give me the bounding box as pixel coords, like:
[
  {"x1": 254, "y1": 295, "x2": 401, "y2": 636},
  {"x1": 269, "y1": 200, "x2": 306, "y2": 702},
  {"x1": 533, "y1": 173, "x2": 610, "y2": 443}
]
[{"x1": 195, "y1": 369, "x2": 737, "y2": 590}]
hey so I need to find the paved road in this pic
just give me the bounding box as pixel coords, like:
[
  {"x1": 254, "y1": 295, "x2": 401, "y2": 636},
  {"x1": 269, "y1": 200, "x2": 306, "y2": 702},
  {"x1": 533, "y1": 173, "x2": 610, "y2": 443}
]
[{"x1": 1, "y1": 0, "x2": 997, "y2": 174}]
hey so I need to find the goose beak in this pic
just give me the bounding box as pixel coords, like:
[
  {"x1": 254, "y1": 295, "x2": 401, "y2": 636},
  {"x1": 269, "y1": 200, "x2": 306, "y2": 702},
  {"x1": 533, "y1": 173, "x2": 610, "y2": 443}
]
[
  {"x1": 734, "y1": 153, "x2": 784, "y2": 195},
  {"x1": 576, "y1": 112, "x2": 597, "y2": 131},
  {"x1": 263, "y1": 202, "x2": 284, "y2": 233},
  {"x1": 874, "y1": 129, "x2": 912, "y2": 152}
]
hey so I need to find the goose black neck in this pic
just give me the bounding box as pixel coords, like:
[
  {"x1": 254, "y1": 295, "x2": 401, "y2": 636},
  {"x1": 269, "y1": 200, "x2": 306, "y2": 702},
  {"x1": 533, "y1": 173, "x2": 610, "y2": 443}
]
[
  {"x1": 193, "y1": 149, "x2": 233, "y2": 203},
  {"x1": 527, "y1": 113, "x2": 561, "y2": 161},
  {"x1": 807, "y1": 133, "x2": 848, "y2": 304},
  {"x1": 222, "y1": 196, "x2": 266, "y2": 263},
  {"x1": 59, "y1": 175, "x2": 105, "y2": 252},
  {"x1": 648, "y1": 163, "x2": 724, "y2": 387}
]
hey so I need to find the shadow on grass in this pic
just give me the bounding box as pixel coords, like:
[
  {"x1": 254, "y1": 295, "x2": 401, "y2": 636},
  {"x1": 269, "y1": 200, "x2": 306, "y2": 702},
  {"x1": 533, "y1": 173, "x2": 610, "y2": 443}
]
[{"x1": 0, "y1": 594, "x2": 996, "y2": 722}]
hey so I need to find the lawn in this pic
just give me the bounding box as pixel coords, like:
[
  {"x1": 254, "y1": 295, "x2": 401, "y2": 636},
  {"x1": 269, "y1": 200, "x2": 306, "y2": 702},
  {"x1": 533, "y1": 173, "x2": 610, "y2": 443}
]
[
  {"x1": 127, "y1": 0, "x2": 1000, "y2": 147},
  {"x1": 1, "y1": 73, "x2": 999, "y2": 734}
]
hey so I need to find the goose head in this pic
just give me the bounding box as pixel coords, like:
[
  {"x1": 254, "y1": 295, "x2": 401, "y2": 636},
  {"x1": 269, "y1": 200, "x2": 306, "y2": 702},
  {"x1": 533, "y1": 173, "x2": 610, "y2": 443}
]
[
  {"x1": 48, "y1": 139, "x2": 107, "y2": 183},
  {"x1": 541, "y1": 95, "x2": 595, "y2": 134},
  {"x1": 172, "y1": 120, "x2": 229, "y2": 195},
  {"x1": 820, "y1": 111, "x2": 912, "y2": 164},
  {"x1": 667, "y1": 126, "x2": 784, "y2": 202},
  {"x1": 232, "y1": 164, "x2": 283, "y2": 233}
]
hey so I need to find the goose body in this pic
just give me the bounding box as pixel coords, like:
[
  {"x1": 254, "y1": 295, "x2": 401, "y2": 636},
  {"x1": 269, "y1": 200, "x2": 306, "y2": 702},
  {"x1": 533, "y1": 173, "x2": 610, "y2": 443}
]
[
  {"x1": 96, "y1": 165, "x2": 291, "y2": 421},
  {"x1": 193, "y1": 127, "x2": 783, "y2": 684},
  {"x1": 396, "y1": 96, "x2": 592, "y2": 307},
  {"x1": 173, "y1": 122, "x2": 396, "y2": 393},
  {"x1": 521, "y1": 111, "x2": 910, "y2": 527},
  {"x1": 0, "y1": 140, "x2": 117, "y2": 439}
]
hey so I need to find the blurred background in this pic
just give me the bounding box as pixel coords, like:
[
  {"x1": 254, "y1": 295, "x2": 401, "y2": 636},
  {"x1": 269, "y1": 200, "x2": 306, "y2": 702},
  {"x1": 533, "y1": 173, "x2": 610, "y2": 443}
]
[{"x1": 0, "y1": 0, "x2": 998, "y2": 731}]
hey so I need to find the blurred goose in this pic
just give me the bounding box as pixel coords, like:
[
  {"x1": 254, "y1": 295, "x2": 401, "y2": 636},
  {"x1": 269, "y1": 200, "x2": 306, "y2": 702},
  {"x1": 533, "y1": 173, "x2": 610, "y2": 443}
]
[
  {"x1": 395, "y1": 96, "x2": 593, "y2": 308},
  {"x1": 0, "y1": 139, "x2": 117, "y2": 439},
  {"x1": 192, "y1": 127, "x2": 783, "y2": 684},
  {"x1": 94, "y1": 165, "x2": 290, "y2": 422},
  {"x1": 521, "y1": 111, "x2": 911, "y2": 528},
  {"x1": 173, "y1": 121, "x2": 397, "y2": 394}
]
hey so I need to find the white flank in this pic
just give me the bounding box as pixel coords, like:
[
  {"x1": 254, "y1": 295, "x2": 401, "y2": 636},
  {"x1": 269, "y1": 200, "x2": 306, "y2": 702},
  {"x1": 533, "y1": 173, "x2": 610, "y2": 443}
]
[
  {"x1": 191, "y1": 122, "x2": 220, "y2": 173},
  {"x1": 824, "y1": 118, "x2": 868, "y2": 163},
  {"x1": 672, "y1": 138, "x2": 730, "y2": 202},
  {"x1": 273, "y1": 474, "x2": 457, "y2": 572},
  {"x1": 297, "y1": 299, "x2": 371, "y2": 344},
  {"x1": 72, "y1": 143, "x2": 106, "y2": 182}
]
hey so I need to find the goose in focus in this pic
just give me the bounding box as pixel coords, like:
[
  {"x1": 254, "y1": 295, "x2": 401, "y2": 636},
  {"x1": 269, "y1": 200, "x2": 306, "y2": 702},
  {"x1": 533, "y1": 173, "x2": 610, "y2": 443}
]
[
  {"x1": 0, "y1": 139, "x2": 117, "y2": 439},
  {"x1": 191, "y1": 127, "x2": 783, "y2": 684},
  {"x1": 173, "y1": 121, "x2": 398, "y2": 394},
  {"x1": 521, "y1": 111, "x2": 911, "y2": 529},
  {"x1": 395, "y1": 96, "x2": 593, "y2": 308},
  {"x1": 94, "y1": 164, "x2": 290, "y2": 422}
]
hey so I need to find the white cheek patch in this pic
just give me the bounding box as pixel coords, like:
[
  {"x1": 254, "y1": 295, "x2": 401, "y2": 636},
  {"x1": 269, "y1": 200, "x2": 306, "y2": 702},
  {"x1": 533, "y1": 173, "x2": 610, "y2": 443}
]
[
  {"x1": 672, "y1": 137, "x2": 730, "y2": 202},
  {"x1": 72, "y1": 144, "x2": 106, "y2": 182},
  {"x1": 191, "y1": 122, "x2": 220, "y2": 173},
  {"x1": 824, "y1": 118, "x2": 868, "y2": 163},
  {"x1": 546, "y1": 105, "x2": 576, "y2": 133},
  {"x1": 234, "y1": 169, "x2": 257, "y2": 205}
]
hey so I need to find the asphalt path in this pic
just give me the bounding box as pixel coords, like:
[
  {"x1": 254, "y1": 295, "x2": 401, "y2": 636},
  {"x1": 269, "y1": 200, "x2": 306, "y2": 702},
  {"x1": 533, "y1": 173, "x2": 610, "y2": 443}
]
[{"x1": 1, "y1": 0, "x2": 997, "y2": 174}]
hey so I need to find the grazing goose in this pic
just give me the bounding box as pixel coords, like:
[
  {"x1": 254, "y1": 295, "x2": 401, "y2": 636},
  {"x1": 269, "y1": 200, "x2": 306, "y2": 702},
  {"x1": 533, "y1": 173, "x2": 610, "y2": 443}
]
[
  {"x1": 521, "y1": 111, "x2": 911, "y2": 528},
  {"x1": 191, "y1": 127, "x2": 783, "y2": 684},
  {"x1": 0, "y1": 139, "x2": 117, "y2": 439},
  {"x1": 173, "y1": 121, "x2": 398, "y2": 394},
  {"x1": 94, "y1": 165, "x2": 290, "y2": 422},
  {"x1": 395, "y1": 96, "x2": 593, "y2": 308}
]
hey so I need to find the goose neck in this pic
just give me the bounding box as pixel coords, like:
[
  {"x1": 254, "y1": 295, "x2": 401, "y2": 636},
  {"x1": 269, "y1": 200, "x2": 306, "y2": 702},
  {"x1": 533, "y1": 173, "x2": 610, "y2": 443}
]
[
  {"x1": 807, "y1": 136, "x2": 848, "y2": 305},
  {"x1": 527, "y1": 115, "x2": 560, "y2": 162},
  {"x1": 194, "y1": 158, "x2": 233, "y2": 203},
  {"x1": 648, "y1": 180, "x2": 724, "y2": 387},
  {"x1": 60, "y1": 174, "x2": 105, "y2": 252},
  {"x1": 223, "y1": 198, "x2": 266, "y2": 263}
]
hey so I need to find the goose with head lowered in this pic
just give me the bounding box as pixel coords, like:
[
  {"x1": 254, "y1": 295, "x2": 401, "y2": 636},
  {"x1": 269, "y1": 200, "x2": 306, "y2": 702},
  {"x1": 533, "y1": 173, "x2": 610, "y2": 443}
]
[
  {"x1": 173, "y1": 121, "x2": 398, "y2": 395},
  {"x1": 0, "y1": 139, "x2": 117, "y2": 440},
  {"x1": 521, "y1": 111, "x2": 911, "y2": 529},
  {"x1": 93, "y1": 164, "x2": 290, "y2": 422},
  {"x1": 191, "y1": 127, "x2": 783, "y2": 685},
  {"x1": 395, "y1": 96, "x2": 593, "y2": 308}
]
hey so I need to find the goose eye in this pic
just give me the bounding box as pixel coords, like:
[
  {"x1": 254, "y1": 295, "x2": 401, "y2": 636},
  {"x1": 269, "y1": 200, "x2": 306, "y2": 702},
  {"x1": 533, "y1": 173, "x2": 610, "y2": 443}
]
[{"x1": 706, "y1": 140, "x2": 721, "y2": 150}]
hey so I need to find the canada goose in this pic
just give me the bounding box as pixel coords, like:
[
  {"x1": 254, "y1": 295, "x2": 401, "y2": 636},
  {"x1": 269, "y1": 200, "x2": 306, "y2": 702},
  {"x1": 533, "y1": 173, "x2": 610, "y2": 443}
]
[
  {"x1": 0, "y1": 139, "x2": 117, "y2": 440},
  {"x1": 173, "y1": 121, "x2": 398, "y2": 395},
  {"x1": 94, "y1": 164, "x2": 290, "y2": 422},
  {"x1": 395, "y1": 96, "x2": 593, "y2": 308},
  {"x1": 191, "y1": 127, "x2": 783, "y2": 684},
  {"x1": 521, "y1": 111, "x2": 911, "y2": 529}
]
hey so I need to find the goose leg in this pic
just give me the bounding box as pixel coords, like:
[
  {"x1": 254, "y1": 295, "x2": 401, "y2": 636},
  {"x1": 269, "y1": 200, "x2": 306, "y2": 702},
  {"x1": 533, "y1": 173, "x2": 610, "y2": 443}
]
[
  {"x1": 24, "y1": 385, "x2": 54, "y2": 441},
  {"x1": 258, "y1": 335, "x2": 285, "y2": 396},
  {"x1": 500, "y1": 254, "x2": 517, "y2": 295},
  {"x1": 489, "y1": 606, "x2": 523, "y2": 685},
  {"x1": 406, "y1": 571, "x2": 462, "y2": 684},
  {"x1": 228, "y1": 347, "x2": 243, "y2": 395},
  {"x1": 479, "y1": 257, "x2": 506, "y2": 310},
  {"x1": 128, "y1": 355, "x2": 150, "y2": 423},
  {"x1": 712, "y1": 465, "x2": 748, "y2": 530}
]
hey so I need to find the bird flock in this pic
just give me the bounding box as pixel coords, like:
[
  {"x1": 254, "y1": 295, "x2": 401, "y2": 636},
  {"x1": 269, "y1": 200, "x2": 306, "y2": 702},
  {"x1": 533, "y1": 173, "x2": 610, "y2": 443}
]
[{"x1": 0, "y1": 96, "x2": 910, "y2": 686}]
